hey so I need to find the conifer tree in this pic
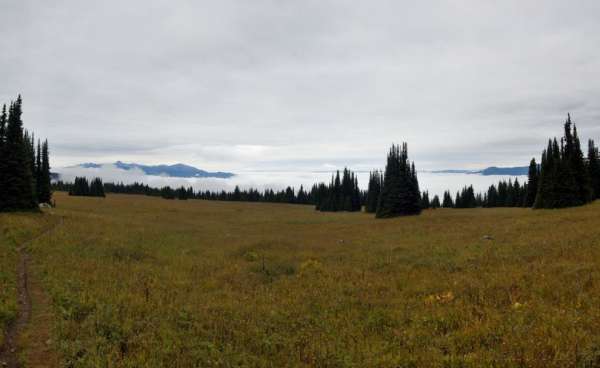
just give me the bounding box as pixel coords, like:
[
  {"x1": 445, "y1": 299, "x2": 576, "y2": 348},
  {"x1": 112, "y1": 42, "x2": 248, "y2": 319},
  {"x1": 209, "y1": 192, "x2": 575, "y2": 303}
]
[
  {"x1": 0, "y1": 96, "x2": 37, "y2": 210},
  {"x1": 38, "y1": 140, "x2": 52, "y2": 203},
  {"x1": 70, "y1": 177, "x2": 90, "y2": 196},
  {"x1": 535, "y1": 115, "x2": 593, "y2": 208},
  {"x1": 365, "y1": 170, "x2": 382, "y2": 213},
  {"x1": 0, "y1": 104, "x2": 6, "y2": 149},
  {"x1": 431, "y1": 195, "x2": 441, "y2": 209},
  {"x1": 420, "y1": 190, "x2": 430, "y2": 209},
  {"x1": 316, "y1": 168, "x2": 362, "y2": 212},
  {"x1": 0, "y1": 104, "x2": 7, "y2": 206},
  {"x1": 376, "y1": 143, "x2": 421, "y2": 218},
  {"x1": 177, "y1": 186, "x2": 188, "y2": 200},
  {"x1": 588, "y1": 139, "x2": 600, "y2": 199},
  {"x1": 442, "y1": 190, "x2": 454, "y2": 208},
  {"x1": 89, "y1": 178, "x2": 106, "y2": 197},
  {"x1": 571, "y1": 124, "x2": 593, "y2": 203},
  {"x1": 525, "y1": 158, "x2": 539, "y2": 207},
  {"x1": 35, "y1": 139, "x2": 42, "y2": 200}
]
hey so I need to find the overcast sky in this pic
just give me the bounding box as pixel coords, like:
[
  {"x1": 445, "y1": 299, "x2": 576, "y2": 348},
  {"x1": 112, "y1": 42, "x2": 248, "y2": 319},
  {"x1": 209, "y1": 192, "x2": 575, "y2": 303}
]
[{"x1": 1, "y1": 0, "x2": 599, "y2": 171}]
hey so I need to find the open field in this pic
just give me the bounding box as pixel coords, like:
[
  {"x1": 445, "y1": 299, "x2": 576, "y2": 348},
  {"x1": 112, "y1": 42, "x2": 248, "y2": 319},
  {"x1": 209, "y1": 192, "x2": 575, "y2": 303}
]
[{"x1": 2, "y1": 192, "x2": 600, "y2": 367}]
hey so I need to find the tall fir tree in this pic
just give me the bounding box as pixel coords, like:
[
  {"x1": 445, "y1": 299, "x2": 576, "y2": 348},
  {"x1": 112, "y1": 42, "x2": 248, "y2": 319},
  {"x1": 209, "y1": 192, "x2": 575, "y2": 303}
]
[
  {"x1": 442, "y1": 190, "x2": 454, "y2": 208},
  {"x1": 525, "y1": 158, "x2": 539, "y2": 207},
  {"x1": 35, "y1": 139, "x2": 42, "y2": 201},
  {"x1": 375, "y1": 143, "x2": 421, "y2": 218},
  {"x1": 0, "y1": 96, "x2": 37, "y2": 210},
  {"x1": 0, "y1": 104, "x2": 7, "y2": 207},
  {"x1": 535, "y1": 115, "x2": 593, "y2": 209},
  {"x1": 431, "y1": 195, "x2": 441, "y2": 209},
  {"x1": 420, "y1": 190, "x2": 430, "y2": 209},
  {"x1": 38, "y1": 140, "x2": 52, "y2": 203},
  {"x1": 365, "y1": 170, "x2": 382, "y2": 213},
  {"x1": 588, "y1": 139, "x2": 600, "y2": 199},
  {"x1": 571, "y1": 124, "x2": 593, "y2": 203},
  {"x1": 316, "y1": 168, "x2": 362, "y2": 212}
]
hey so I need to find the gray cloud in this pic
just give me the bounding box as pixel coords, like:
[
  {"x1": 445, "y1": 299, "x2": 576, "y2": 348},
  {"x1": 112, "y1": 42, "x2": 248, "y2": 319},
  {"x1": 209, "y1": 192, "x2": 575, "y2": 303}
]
[{"x1": 1, "y1": 0, "x2": 599, "y2": 172}]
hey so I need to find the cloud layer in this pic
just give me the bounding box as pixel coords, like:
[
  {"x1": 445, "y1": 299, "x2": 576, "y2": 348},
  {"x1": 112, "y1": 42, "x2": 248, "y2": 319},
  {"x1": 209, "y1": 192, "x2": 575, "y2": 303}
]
[
  {"x1": 58, "y1": 164, "x2": 524, "y2": 198},
  {"x1": 2, "y1": 0, "x2": 599, "y2": 171}
]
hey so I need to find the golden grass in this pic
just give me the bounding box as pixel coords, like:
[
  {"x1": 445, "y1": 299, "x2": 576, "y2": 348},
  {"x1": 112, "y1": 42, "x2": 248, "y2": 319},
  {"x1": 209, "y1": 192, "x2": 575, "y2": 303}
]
[
  {"x1": 5, "y1": 192, "x2": 600, "y2": 366},
  {"x1": 0, "y1": 211, "x2": 54, "y2": 347}
]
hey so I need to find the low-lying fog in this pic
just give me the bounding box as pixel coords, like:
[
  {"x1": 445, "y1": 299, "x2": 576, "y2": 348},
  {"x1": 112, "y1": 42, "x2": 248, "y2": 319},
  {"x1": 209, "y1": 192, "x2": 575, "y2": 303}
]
[{"x1": 57, "y1": 164, "x2": 526, "y2": 198}]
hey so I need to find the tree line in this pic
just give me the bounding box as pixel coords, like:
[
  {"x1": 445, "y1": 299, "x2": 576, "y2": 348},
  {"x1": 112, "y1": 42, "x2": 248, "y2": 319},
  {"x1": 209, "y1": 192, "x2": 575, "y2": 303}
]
[
  {"x1": 68, "y1": 177, "x2": 106, "y2": 197},
  {"x1": 53, "y1": 114, "x2": 599, "y2": 214},
  {"x1": 0, "y1": 96, "x2": 52, "y2": 211},
  {"x1": 314, "y1": 168, "x2": 362, "y2": 212},
  {"x1": 53, "y1": 179, "x2": 333, "y2": 205},
  {"x1": 432, "y1": 115, "x2": 600, "y2": 209},
  {"x1": 533, "y1": 114, "x2": 597, "y2": 208}
]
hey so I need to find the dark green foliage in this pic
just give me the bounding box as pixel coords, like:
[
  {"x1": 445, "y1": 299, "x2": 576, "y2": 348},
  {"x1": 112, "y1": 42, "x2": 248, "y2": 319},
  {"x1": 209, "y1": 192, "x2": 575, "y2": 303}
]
[
  {"x1": 69, "y1": 177, "x2": 105, "y2": 197},
  {"x1": 55, "y1": 180, "x2": 334, "y2": 206},
  {"x1": 534, "y1": 115, "x2": 593, "y2": 209},
  {"x1": 35, "y1": 139, "x2": 42, "y2": 200},
  {"x1": 525, "y1": 158, "x2": 539, "y2": 207},
  {"x1": 0, "y1": 96, "x2": 37, "y2": 211},
  {"x1": 483, "y1": 179, "x2": 528, "y2": 208},
  {"x1": 589, "y1": 139, "x2": 600, "y2": 199},
  {"x1": 69, "y1": 177, "x2": 90, "y2": 196},
  {"x1": 296, "y1": 185, "x2": 309, "y2": 204},
  {"x1": 0, "y1": 96, "x2": 52, "y2": 211},
  {"x1": 0, "y1": 104, "x2": 7, "y2": 204},
  {"x1": 38, "y1": 140, "x2": 52, "y2": 203},
  {"x1": 161, "y1": 186, "x2": 175, "y2": 199},
  {"x1": 89, "y1": 178, "x2": 106, "y2": 197},
  {"x1": 315, "y1": 168, "x2": 362, "y2": 212},
  {"x1": 176, "y1": 186, "x2": 189, "y2": 200},
  {"x1": 442, "y1": 190, "x2": 454, "y2": 208},
  {"x1": 454, "y1": 185, "x2": 477, "y2": 208},
  {"x1": 431, "y1": 195, "x2": 440, "y2": 209},
  {"x1": 375, "y1": 143, "x2": 421, "y2": 218},
  {"x1": 365, "y1": 170, "x2": 382, "y2": 213},
  {"x1": 420, "y1": 190, "x2": 430, "y2": 209},
  {"x1": 571, "y1": 124, "x2": 593, "y2": 203}
]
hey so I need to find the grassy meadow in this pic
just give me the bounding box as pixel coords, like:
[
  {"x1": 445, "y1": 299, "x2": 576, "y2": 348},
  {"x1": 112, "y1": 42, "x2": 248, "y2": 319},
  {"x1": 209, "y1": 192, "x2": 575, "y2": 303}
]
[
  {"x1": 0, "y1": 211, "x2": 54, "y2": 347},
  {"x1": 3, "y1": 192, "x2": 600, "y2": 367}
]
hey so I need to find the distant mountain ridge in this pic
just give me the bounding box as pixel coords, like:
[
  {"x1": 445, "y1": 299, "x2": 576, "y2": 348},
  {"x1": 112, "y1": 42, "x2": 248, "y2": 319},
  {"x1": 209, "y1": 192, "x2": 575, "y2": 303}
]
[
  {"x1": 71, "y1": 161, "x2": 234, "y2": 178},
  {"x1": 429, "y1": 166, "x2": 529, "y2": 176}
]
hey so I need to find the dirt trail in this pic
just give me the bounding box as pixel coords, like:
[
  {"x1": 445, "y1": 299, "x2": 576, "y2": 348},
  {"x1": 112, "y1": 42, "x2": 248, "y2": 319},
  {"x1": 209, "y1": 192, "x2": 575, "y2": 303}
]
[{"x1": 0, "y1": 217, "x2": 62, "y2": 368}]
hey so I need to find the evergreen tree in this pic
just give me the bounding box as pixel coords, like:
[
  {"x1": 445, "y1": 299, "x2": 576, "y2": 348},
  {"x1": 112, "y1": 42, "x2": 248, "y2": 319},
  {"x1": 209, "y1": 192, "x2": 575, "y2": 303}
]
[
  {"x1": 160, "y1": 186, "x2": 175, "y2": 199},
  {"x1": 535, "y1": 115, "x2": 593, "y2": 209},
  {"x1": 0, "y1": 104, "x2": 6, "y2": 149},
  {"x1": 89, "y1": 178, "x2": 106, "y2": 197},
  {"x1": 365, "y1": 170, "x2": 382, "y2": 213},
  {"x1": 588, "y1": 139, "x2": 600, "y2": 199},
  {"x1": 35, "y1": 140, "x2": 42, "y2": 201},
  {"x1": 316, "y1": 168, "x2": 362, "y2": 212},
  {"x1": 534, "y1": 140, "x2": 555, "y2": 208},
  {"x1": 232, "y1": 185, "x2": 242, "y2": 201},
  {"x1": 442, "y1": 190, "x2": 454, "y2": 208},
  {"x1": 571, "y1": 124, "x2": 593, "y2": 203},
  {"x1": 0, "y1": 96, "x2": 37, "y2": 210},
  {"x1": 376, "y1": 143, "x2": 421, "y2": 218},
  {"x1": 486, "y1": 184, "x2": 498, "y2": 207},
  {"x1": 0, "y1": 105, "x2": 7, "y2": 206},
  {"x1": 38, "y1": 140, "x2": 52, "y2": 203},
  {"x1": 176, "y1": 186, "x2": 188, "y2": 200},
  {"x1": 431, "y1": 195, "x2": 441, "y2": 209},
  {"x1": 525, "y1": 158, "x2": 539, "y2": 207},
  {"x1": 420, "y1": 190, "x2": 430, "y2": 209},
  {"x1": 455, "y1": 185, "x2": 476, "y2": 208},
  {"x1": 69, "y1": 177, "x2": 90, "y2": 196}
]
